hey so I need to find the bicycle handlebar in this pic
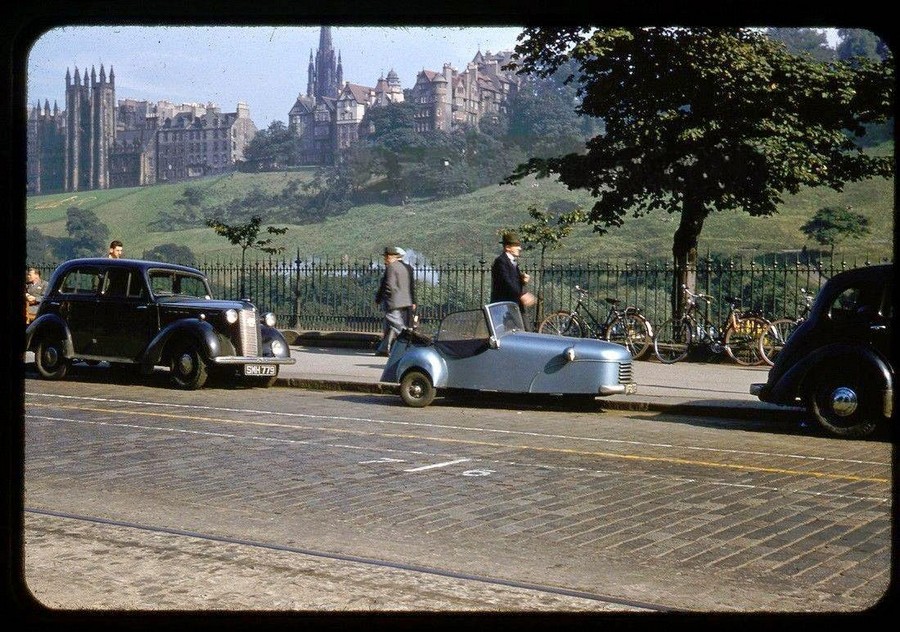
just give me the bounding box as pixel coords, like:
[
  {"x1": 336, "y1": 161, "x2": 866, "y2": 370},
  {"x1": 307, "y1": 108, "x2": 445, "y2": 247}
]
[{"x1": 681, "y1": 284, "x2": 712, "y2": 303}]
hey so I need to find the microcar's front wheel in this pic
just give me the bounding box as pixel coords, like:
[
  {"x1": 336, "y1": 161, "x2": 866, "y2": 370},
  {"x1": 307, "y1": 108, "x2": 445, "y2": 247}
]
[{"x1": 400, "y1": 370, "x2": 436, "y2": 407}]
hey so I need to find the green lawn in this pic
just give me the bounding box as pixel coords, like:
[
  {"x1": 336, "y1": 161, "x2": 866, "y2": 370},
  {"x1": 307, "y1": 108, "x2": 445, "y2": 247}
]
[{"x1": 26, "y1": 156, "x2": 894, "y2": 265}]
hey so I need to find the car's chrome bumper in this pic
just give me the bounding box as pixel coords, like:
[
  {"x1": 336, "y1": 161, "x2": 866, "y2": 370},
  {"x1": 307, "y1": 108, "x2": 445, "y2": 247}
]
[
  {"x1": 599, "y1": 382, "x2": 637, "y2": 396},
  {"x1": 212, "y1": 356, "x2": 296, "y2": 365}
]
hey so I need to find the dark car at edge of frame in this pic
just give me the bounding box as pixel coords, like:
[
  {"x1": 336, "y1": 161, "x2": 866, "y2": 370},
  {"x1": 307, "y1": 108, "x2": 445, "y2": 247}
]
[
  {"x1": 25, "y1": 258, "x2": 296, "y2": 389},
  {"x1": 750, "y1": 264, "x2": 893, "y2": 439}
]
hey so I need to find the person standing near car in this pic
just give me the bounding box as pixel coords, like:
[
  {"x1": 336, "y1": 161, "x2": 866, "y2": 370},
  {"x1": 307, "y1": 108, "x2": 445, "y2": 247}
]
[
  {"x1": 108, "y1": 240, "x2": 124, "y2": 258},
  {"x1": 491, "y1": 231, "x2": 536, "y2": 324},
  {"x1": 25, "y1": 267, "x2": 47, "y2": 323},
  {"x1": 374, "y1": 246, "x2": 414, "y2": 356}
]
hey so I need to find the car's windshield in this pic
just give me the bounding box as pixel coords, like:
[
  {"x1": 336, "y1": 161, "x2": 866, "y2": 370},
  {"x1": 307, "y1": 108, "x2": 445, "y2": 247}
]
[
  {"x1": 487, "y1": 302, "x2": 524, "y2": 338},
  {"x1": 148, "y1": 270, "x2": 211, "y2": 298}
]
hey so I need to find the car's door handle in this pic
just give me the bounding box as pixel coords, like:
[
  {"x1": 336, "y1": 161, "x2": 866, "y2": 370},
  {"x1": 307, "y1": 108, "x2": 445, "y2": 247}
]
[
  {"x1": 870, "y1": 324, "x2": 887, "y2": 331},
  {"x1": 137, "y1": 305, "x2": 149, "y2": 310}
]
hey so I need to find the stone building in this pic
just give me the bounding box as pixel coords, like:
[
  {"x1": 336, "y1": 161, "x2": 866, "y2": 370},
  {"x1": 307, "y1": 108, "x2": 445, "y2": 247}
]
[
  {"x1": 27, "y1": 67, "x2": 257, "y2": 194},
  {"x1": 409, "y1": 50, "x2": 519, "y2": 133},
  {"x1": 289, "y1": 27, "x2": 521, "y2": 166}
]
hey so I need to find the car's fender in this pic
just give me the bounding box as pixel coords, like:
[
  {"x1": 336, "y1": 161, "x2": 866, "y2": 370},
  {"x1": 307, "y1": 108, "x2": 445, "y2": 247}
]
[
  {"x1": 395, "y1": 346, "x2": 449, "y2": 387},
  {"x1": 768, "y1": 343, "x2": 893, "y2": 410},
  {"x1": 142, "y1": 319, "x2": 223, "y2": 367},
  {"x1": 25, "y1": 314, "x2": 75, "y2": 358},
  {"x1": 260, "y1": 325, "x2": 292, "y2": 359}
]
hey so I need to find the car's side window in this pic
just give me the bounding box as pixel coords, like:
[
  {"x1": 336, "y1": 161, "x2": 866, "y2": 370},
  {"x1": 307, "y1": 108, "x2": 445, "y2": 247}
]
[
  {"x1": 59, "y1": 267, "x2": 101, "y2": 295},
  {"x1": 127, "y1": 273, "x2": 148, "y2": 299},
  {"x1": 149, "y1": 272, "x2": 175, "y2": 295},
  {"x1": 830, "y1": 284, "x2": 884, "y2": 322},
  {"x1": 101, "y1": 268, "x2": 129, "y2": 297}
]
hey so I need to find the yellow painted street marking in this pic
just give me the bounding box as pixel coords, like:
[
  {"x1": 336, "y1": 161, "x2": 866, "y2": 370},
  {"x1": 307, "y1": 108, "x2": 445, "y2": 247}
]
[{"x1": 27, "y1": 402, "x2": 890, "y2": 485}]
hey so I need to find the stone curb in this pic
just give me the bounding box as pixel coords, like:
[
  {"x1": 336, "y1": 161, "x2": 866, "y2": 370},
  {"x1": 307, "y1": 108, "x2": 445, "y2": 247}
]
[{"x1": 273, "y1": 376, "x2": 803, "y2": 422}]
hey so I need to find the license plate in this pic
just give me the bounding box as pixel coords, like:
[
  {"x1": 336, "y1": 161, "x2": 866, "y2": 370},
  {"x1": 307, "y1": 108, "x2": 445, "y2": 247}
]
[
  {"x1": 624, "y1": 382, "x2": 637, "y2": 395},
  {"x1": 244, "y1": 364, "x2": 276, "y2": 376}
]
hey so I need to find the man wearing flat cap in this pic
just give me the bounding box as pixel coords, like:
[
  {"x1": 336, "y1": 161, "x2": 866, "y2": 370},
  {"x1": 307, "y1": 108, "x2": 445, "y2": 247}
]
[
  {"x1": 491, "y1": 232, "x2": 536, "y2": 322},
  {"x1": 374, "y1": 246, "x2": 415, "y2": 356}
]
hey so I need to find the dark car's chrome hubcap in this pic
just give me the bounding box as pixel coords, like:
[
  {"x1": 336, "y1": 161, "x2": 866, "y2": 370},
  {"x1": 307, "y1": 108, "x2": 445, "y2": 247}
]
[
  {"x1": 43, "y1": 346, "x2": 58, "y2": 367},
  {"x1": 830, "y1": 387, "x2": 858, "y2": 417},
  {"x1": 177, "y1": 353, "x2": 195, "y2": 375}
]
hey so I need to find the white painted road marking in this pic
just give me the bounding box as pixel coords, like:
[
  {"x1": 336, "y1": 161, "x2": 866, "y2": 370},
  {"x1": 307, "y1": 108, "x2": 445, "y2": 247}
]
[{"x1": 404, "y1": 458, "x2": 471, "y2": 472}]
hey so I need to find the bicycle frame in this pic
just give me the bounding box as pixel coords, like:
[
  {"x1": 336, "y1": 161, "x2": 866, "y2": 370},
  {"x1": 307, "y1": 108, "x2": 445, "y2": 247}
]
[
  {"x1": 653, "y1": 285, "x2": 767, "y2": 365},
  {"x1": 566, "y1": 290, "x2": 619, "y2": 338}
]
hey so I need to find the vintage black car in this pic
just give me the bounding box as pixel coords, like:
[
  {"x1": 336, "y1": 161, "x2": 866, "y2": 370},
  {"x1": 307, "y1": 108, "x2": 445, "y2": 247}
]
[
  {"x1": 750, "y1": 264, "x2": 892, "y2": 438},
  {"x1": 25, "y1": 258, "x2": 295, "y2": 389}
]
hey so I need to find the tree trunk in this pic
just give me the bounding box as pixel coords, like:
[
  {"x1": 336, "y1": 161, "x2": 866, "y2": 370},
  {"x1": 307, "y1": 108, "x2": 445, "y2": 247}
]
[{"x1": 671, "y1": 198, "x2": 707, "y2": 317}]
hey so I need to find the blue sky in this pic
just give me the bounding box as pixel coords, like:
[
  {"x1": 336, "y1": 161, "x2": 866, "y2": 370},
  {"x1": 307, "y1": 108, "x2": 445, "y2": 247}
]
[{"x1": 26, "y1": 25, "x2": 525, "y2": 129}]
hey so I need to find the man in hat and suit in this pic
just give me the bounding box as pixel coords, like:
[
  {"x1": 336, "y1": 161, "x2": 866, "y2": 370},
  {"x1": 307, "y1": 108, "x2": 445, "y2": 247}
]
[
  {"x1": 374, "y1": 246, "x2": 415, "y2": 356},
  {"x1": 491, "y1": 232, "x2": 536, "y2": 325}
]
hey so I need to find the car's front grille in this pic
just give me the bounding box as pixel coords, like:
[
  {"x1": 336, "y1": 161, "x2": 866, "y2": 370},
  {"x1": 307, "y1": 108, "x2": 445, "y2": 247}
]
[
  {"x1": 238, "y1": 309, "x2": 260, "y2": 356},
  {"x1": 618, "y1": 361, "x2": 633, "y2": 384}
]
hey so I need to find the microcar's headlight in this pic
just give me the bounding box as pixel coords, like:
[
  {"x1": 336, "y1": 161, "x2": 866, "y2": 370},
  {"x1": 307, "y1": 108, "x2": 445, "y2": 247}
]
[
  {"x1": 225, "y1": 309, "x2": 239, "y2": 324},
  {"x1": 264, "y1": 312, "x2": 277, "y2": 328},
  {"x1": 565, "y1": 347, "x2": 576, "y2": 362},
  {"x1": 270, "y1": 340, "x2": 286, "y2": 356}
]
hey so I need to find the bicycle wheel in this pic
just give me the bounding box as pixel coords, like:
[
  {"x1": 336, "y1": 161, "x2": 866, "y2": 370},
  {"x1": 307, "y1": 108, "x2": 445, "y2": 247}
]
[
  {"x1": 538, "y1": 311, "x2": 584, "y2": 337},
  {"x1": 724, "y1": 316, "x2": 769, "y2": 366},
  {"x1": 606, "y1": 313, "x2": 652, "y2": 360},
  {"x1": 758, "y1": 318, "x2": 799, "y2": 366},
  {"x1": 653, "y1": 318, "x2": 692, "y2": 363}
]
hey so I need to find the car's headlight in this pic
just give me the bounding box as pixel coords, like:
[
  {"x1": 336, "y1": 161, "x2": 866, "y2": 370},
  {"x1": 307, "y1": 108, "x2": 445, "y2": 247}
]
[
  {"x1": 264, "y1": 312, "x2": 276, "y2": 327},
  {"x1": 565, "y1": 347, "x2": 576, "y2": 362},
  {"x1": 270, "y1": 340, "x2": 286, "y2": 356},
  {"x1": 225, "y1": 309, "x2": 239, "y2": 324}
]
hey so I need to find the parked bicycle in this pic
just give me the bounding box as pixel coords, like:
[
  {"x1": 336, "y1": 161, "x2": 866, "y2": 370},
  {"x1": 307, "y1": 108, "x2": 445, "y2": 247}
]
[
  {"x1": 538, "y1": 285, "x2": 654, "y2": 359},
  {"x1": 652, "y1": 286, "x2": 770, "y2": 365},
  {"x1": 758, "y1": 288, "x2": 815, "y2": 366}
]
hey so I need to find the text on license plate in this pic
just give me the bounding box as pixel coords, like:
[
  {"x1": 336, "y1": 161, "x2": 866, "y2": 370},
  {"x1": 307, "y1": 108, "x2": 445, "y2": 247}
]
[
  {"x1": 244, "y1": 364, "x2": 276, "y2": 376},
  {"x1": 624, "y1": 382, "x2": 637, "y2": 395}
]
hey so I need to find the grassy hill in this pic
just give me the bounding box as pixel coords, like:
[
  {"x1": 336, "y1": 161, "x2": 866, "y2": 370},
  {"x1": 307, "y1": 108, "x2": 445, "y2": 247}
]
[{"x1": 25, "y1": 148, "x2": 895, "y2": 265}]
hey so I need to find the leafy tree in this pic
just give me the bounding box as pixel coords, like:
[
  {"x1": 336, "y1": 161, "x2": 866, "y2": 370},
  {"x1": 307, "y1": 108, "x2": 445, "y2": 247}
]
[
  {"x1": 26, "y1": 227, "x2": 54, "y2": 263},
  {"x1": 801, "y1": 205, "x2": 871, "y2": 252},
  {"x1": 149, "y1": 185, "x2": 209, "y2": 230},
  {"x1": 143, "y1": 243, "x2": 198, "y2": 267},
  {"x1": 206, "y1": 214, "x2": 288, "y2": 297},
  {"x1": 837, "y1": 29, "x2": 888, "y2": 63},
  {"x1": 506, "y1": 59, "x2": 595, "y2": 157},
  {"x1": 64, "y1": 206, "x2": 110, "y2": 258},
  {"x1": 765, "y1": 28, "x2": 834, "y2": 61},
  {"x1": 504, "y1": 27, "x2": 894, "y2": 315},
  {"x1": 242, "y1": 120, "x2": 299, "y2": 170},
  {"x1": 508, "y1": 203, "x2": 587, "y2": 269}
]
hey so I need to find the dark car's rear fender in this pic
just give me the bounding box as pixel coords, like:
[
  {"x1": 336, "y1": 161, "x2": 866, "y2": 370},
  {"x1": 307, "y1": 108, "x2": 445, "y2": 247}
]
[
  {"x1": 142, "y1": 319, "x2": 224, "y2": 367},
  {"x1": 769, "y1": 343, "x2": 893, "y2": 410},
  {"x1": 25, "y1": 314, "x2": 75, "y2": 358}
]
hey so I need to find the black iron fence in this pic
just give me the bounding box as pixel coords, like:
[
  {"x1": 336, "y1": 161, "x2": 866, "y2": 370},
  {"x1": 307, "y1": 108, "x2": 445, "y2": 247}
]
[{"x1": 29, "y1": 252, "x2": 891, "y2": 334}]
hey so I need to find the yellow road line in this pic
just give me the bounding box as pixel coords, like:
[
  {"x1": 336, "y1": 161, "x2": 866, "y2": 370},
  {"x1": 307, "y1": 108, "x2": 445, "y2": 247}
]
[{"x1": 28, "y1": 403, "x2": 891, "y2": 484}]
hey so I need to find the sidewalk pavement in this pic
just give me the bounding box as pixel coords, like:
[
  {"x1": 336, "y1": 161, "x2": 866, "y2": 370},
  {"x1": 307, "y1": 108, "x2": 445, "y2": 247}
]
[{"x1": 278, "y1": 331, "x2": 805, "y2": 422}]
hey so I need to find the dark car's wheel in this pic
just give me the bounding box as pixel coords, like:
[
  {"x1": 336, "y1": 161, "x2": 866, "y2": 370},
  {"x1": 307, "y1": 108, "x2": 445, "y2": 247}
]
[
  {"x1": 807, "y1": 369, "x2": 882, "y2": 439},
  {"x1": 169, "y1": 341, "x2": 209, "y2": 390},
  {"x1": 35, "y1": 337, "x2": 69, "y2": 380},
  {"x1": 400, "y1": 370, "x2": 436, "y2": 407}
]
